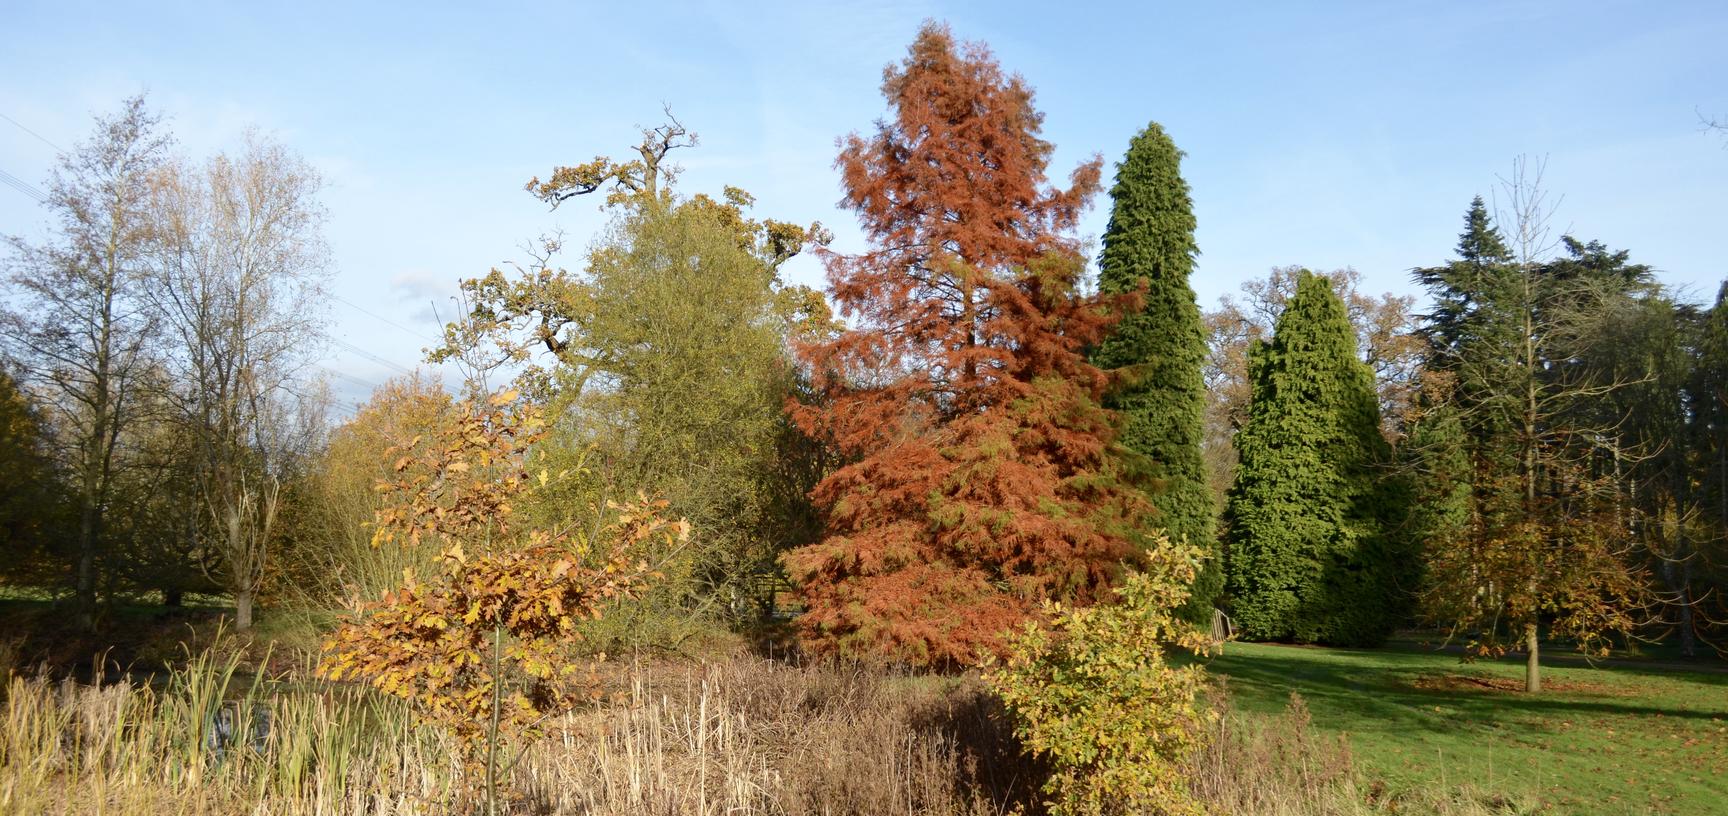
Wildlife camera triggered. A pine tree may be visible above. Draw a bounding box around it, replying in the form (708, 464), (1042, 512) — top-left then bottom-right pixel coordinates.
(786, 23), (1169, 667)
(1224, 271), (1401, 645)
(1090, 122), (1220, 622)
(1419, 197), (1512, 336)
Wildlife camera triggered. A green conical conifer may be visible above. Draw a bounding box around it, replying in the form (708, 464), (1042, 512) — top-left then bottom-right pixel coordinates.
(1224, 271), (1402, 645)
(1091, 122), (1220, 620)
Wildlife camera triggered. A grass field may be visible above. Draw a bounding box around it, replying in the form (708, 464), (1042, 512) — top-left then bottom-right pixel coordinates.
(1210, 641), (1728, 815)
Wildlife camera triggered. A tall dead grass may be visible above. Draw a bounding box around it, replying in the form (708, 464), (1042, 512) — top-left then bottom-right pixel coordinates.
(0, 649), (1536, 815)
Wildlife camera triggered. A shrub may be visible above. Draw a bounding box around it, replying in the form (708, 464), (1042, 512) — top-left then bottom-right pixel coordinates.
(987, 537), (1215, 816)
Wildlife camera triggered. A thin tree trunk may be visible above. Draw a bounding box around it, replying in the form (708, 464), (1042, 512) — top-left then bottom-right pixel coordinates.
(487, 623), (503, 816)
(1524, 622), (1541, 693)
(234, 588), (254, 631)
(1678, 556), (1696, 659)
(75, 496), (99, 629)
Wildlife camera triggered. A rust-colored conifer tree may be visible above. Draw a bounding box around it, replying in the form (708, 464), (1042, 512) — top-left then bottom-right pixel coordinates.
(787, 23), (1161, 667)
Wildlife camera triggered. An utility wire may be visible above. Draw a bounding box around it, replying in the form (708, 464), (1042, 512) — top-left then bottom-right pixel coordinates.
(329, 337), (416, 377)
(0, 111), (63, 152)
(0, 111), (57, 204)
(331, 293), (437, 343)
(0, 167), (47, 203)
(317, 363), (381, 392)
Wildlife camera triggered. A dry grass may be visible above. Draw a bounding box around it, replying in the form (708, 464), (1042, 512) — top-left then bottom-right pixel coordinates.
(515, 658), (1029, 815)
(0, 646), (1538, 815)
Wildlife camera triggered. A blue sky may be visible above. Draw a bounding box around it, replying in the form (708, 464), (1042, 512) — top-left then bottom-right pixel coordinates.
(3, 1), (1725, 410)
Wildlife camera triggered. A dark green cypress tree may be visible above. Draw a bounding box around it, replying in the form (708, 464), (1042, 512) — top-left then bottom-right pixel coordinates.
(1090, 122), (1220, 620)
(1224, 271), (1401, 645)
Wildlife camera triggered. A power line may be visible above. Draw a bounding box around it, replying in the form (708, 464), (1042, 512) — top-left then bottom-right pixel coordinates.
(329, 337), (416, 377)
(0, 111), (63, 152)
(0, 167), (46, 203)
(316, 363), (381, 392)
(331, 293), (437, 343)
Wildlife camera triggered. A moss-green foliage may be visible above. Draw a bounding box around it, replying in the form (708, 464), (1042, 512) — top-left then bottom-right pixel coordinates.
(1224, 272), (1405, 646)
(1090, 123), (1220, 622)
(988, 534), (1213, 816)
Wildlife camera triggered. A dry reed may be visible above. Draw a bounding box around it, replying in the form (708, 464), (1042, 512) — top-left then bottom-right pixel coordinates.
(0, 648), (1536, 815)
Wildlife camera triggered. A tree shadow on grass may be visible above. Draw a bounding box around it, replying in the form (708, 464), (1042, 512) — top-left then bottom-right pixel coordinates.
(1206, 645), (1728, 742)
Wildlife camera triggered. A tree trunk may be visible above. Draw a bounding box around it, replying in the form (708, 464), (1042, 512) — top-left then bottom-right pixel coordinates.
(1678, 557), (1697, 659)
(75, 497), (99, 630)
(1524, 622), (1541, 693)
(164, 589), (184, 608)
(234, 588), (254, 631)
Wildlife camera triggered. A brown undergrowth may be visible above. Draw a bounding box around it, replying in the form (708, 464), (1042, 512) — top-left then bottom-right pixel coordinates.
(1, 647), (1536, 815)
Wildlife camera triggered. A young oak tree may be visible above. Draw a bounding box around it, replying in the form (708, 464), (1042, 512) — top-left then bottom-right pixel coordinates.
(1089, 123), (1220, 622)
(320, 390), (684, 811)
(787, 22), (1175, 667)
(1224, 271), (1407, 646)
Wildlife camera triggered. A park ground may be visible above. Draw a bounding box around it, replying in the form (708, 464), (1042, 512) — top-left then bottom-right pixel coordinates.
(1211, 639), (1728, 815)
(3, 592), (1725, 814)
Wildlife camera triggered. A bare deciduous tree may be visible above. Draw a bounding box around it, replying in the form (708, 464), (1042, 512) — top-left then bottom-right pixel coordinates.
(147, 133), (330, 630)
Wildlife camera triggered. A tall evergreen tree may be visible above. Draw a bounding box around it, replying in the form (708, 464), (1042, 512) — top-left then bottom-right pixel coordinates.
(1090, 122), (1219, 621)
(1417, 196), (1512, 364)
(1224, 271), (1402, 645)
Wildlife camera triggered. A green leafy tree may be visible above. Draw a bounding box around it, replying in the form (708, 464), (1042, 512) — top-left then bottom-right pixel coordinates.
(1225, 271), (1404, 646)
(1697, 280), (1728, 578)
(1692, 282), (1728, 647)
(433, 119), (831, 642)
(1090, 123), (1219, 622)
(1572, 291), (1708, 656)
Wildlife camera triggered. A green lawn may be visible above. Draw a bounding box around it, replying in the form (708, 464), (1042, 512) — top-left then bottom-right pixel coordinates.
(1209, 641), (1728, 815)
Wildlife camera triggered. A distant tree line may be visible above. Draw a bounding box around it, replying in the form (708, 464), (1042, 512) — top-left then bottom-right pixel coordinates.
(1, 97), (327, 630)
